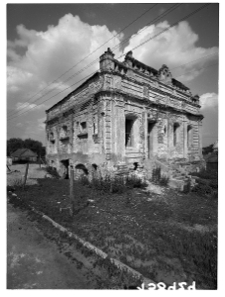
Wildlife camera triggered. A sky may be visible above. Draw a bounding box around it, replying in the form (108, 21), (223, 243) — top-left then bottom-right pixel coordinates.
(6, 2), (219, 147)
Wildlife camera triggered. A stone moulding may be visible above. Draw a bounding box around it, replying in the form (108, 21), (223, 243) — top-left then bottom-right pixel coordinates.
(98, 71), (200, 108)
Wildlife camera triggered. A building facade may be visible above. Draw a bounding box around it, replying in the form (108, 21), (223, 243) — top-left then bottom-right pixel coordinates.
(45, 48), (204, 180)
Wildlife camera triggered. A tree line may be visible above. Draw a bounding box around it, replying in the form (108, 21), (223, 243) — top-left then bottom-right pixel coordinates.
(7, 138), (46, 158)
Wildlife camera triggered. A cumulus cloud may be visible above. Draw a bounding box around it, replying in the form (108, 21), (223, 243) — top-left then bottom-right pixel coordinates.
(7, 14), (123, 140)
(124, 21), (218, 81)
(200, 93), (218, 146)
(7, 14), (124, 141)
(7, 15), (218, 145)
(200, 93), (218, 110)
(7, 14), (123, 96)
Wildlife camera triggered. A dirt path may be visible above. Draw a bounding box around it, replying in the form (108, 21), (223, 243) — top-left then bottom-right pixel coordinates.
(7, 203), (99, 289)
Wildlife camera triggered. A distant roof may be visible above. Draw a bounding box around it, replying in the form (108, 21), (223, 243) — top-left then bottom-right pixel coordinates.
(11, 148), (37, 158)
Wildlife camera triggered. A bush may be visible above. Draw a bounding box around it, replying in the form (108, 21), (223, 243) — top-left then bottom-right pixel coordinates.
(151, 167), (161, 183)
(208, 180), (218, 190)
(9, 177), (24, 188)
(151, 167), (169, 186)
(125, 175), (148, 189)
(45, 166), (60, 178)
(159, 176), (169, 186)
(78, 174), (147, 194)
(78, 175), (90, 186)
(190, 169), (218, 180)
(182, 179), (191, 194)
(191, 183), (214, 197)
(112, 176), (127, 194)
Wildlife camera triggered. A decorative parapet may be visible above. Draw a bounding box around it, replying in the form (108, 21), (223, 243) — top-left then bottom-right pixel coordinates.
(99, 47), (115, 71)
(101, 49), (193, 99)
(158, 64), (172, 84)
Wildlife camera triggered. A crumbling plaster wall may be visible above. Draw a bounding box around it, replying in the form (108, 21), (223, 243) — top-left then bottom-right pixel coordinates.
(46, 50), (204, 178)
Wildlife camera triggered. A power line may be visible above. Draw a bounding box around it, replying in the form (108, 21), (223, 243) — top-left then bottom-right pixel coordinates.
(174, 62), (217, 80)
(7, 60), (217, 126)
(131, 4), (210, 53)
(8, 4), (180, 119)
(170, 52), (218, 72)
(7, 3), (158, 117)
(7, 3), (211, 122)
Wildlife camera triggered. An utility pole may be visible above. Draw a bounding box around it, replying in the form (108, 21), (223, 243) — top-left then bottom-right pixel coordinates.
(23, 162), (29, 189)
(69, 167), (74, 216)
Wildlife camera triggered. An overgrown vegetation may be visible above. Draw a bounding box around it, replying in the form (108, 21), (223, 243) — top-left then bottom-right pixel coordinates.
(190, 168), (218, 180)
(151, 167), (169, 186)
(202, 144), (214, 156)
(8, 177), (24, 188)
(190, 168), (218, 199)
(45, 166), (60, 178)
(7, 164), (217, 289)
(79, 174), (147, 194)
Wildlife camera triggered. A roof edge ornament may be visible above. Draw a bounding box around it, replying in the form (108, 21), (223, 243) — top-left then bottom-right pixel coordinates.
(125, 50), (133, 59)
(158, 64), (172, 84)
(99, 47), (115, 71)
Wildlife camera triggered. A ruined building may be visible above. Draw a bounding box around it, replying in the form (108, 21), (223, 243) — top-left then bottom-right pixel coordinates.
(45, 48), (204, 184)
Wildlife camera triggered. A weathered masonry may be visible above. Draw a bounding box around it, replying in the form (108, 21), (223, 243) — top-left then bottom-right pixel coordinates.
(45, 48), (204, 181)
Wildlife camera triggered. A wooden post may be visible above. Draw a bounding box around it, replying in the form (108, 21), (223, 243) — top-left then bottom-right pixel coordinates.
(23, 162), (29, 189)
(69, 167), (74, 216)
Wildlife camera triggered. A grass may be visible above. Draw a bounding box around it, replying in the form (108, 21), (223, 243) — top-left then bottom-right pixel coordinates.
(8, 177), (24, 188)
(8, 172), (217, 289)
(79, 174), (148, 194)
(189, 168), (218, 199)
(190, 168), (218, 180)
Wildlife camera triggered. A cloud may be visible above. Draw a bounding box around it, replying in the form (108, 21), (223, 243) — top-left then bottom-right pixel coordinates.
(38, 117), (46, 131)
(7, 14), (124, 141)
(200, 93), (218, 110)
(7, 15), (218, 146)
(16, 102), (46, 112)
(8, 14), (123, 90)
(200, 93), (218, 146)
(124, 21), (218, 82)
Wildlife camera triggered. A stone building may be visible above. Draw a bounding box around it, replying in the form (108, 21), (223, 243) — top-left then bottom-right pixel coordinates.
(45, 48), (204, 182)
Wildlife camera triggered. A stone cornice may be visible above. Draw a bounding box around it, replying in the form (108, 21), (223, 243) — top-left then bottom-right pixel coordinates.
(99, 71), (200, 108)
(95, 89), (204, 120)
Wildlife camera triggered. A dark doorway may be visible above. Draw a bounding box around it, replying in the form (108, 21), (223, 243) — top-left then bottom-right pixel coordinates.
(60, 159), (69, 179)
(147, 121), (155, 159)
